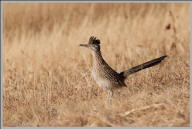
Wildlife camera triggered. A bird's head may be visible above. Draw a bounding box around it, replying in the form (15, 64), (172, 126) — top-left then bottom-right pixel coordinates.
(80, 36), (100, 52)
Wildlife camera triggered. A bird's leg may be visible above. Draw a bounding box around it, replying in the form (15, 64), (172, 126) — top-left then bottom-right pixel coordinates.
(105, 89), (113, 105)
(107, 89), (113, 100)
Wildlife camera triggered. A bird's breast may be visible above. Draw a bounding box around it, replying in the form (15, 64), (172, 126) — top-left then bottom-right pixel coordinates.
(91, 69), (113, 90)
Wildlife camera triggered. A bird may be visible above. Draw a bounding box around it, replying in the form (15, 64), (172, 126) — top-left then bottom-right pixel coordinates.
(80, 36), (167, 98)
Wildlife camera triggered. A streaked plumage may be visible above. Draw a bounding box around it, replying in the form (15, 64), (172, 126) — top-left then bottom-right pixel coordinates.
(80, 36), (167, 98)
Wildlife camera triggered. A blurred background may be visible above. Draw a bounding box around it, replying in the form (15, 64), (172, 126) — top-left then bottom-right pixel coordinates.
(3, 3), (190, 127)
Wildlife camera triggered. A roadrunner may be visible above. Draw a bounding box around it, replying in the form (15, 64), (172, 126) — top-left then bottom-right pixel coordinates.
(80, 36), (167, 98)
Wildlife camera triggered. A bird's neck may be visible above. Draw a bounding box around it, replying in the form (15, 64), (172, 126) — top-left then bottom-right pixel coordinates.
(91, 50), (105, 66)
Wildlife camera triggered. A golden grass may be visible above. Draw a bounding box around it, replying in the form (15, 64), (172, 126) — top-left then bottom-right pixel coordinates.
(3, 3), (190, 127)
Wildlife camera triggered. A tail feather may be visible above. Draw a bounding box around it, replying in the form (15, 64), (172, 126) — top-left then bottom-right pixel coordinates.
(120, 55), (167, 78)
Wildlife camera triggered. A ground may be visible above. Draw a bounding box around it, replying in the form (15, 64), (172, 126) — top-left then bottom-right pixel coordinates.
(3, 3), (190, 127)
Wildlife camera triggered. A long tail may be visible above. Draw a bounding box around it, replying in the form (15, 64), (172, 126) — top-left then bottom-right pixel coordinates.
(120, 55), (167, 78)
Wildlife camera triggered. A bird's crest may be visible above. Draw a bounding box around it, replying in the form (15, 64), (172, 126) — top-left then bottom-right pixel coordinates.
(88, 36), (100, 45)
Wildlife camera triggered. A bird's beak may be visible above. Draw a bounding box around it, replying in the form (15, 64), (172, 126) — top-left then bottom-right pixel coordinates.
(79, 44), (89, 48)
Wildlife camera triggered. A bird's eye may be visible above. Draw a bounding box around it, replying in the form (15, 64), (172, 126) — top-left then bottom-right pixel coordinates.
(92, 44), (96, 48)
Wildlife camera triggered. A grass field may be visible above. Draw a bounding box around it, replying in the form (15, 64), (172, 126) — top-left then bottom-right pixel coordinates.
(3, 3), (190, 126)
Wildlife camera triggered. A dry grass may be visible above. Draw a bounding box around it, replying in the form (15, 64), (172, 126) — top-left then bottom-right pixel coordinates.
(3, 3), (190, 127)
